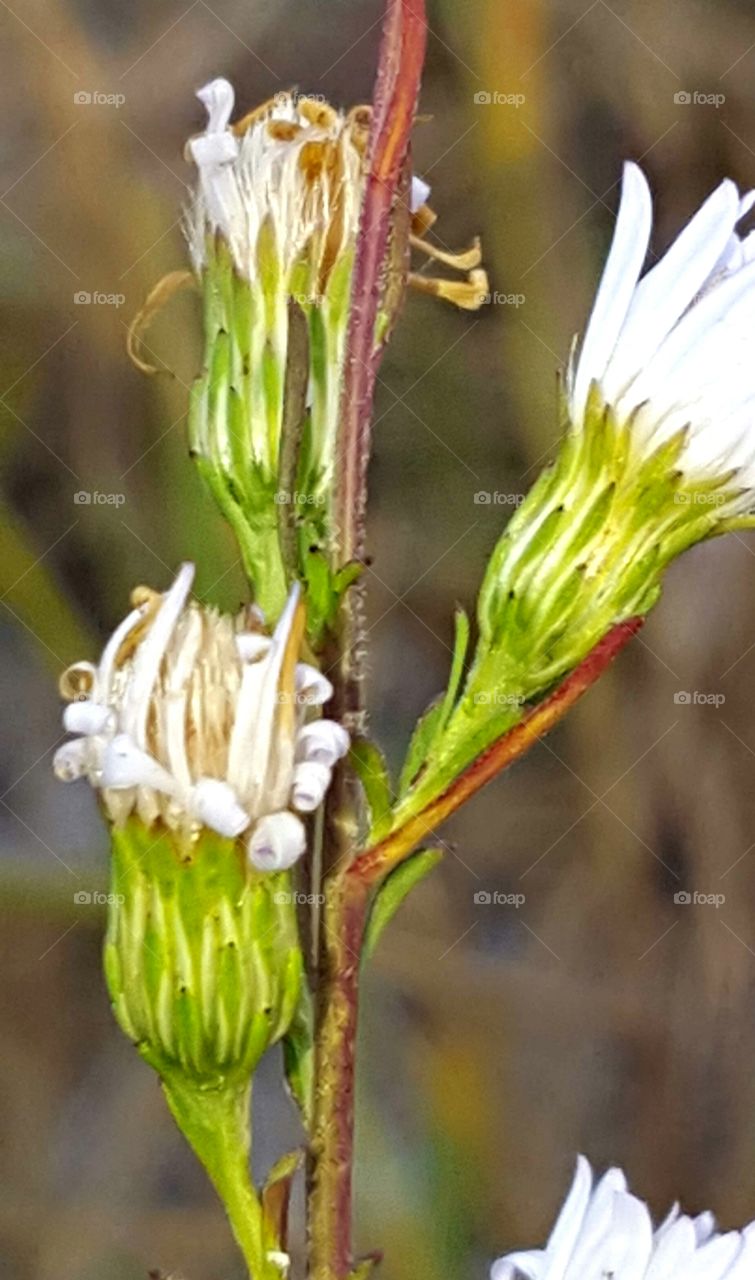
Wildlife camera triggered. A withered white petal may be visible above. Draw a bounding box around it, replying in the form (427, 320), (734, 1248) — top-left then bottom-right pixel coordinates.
(189, 778), (249, 838)
(187, 79), (365, 285)
(63, 701), (113, 736)
(53, 738), (90, 782)
(248, 811), (306, 871)
(492, 1157), (755, 1280)
(291, 760), (332, 812)
(296, 721), (350, 767)
(55, 566), (348, 870)
(295, 663), (333, 706)
(101, 734), (179, 794)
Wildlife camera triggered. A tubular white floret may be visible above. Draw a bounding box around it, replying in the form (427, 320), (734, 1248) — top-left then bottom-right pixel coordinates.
(570, 162), (755, 507)
(54, 564), (349, 873)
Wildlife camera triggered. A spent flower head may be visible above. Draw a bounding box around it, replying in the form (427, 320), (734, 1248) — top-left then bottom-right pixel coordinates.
(55, 562), (348, 870)
(182, 78), (487, 629)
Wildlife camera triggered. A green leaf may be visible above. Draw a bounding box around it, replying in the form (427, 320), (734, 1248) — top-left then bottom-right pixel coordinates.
(398, 606), (470, 797)
(262, 1148), (302, 1251)
(397, 699), (444, 797)
(282, 982), (314, 1130)
(363, 848), (443, 960)
(350, 738), (394, 840)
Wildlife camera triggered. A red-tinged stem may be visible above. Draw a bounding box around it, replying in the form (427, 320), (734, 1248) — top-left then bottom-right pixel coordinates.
(350, 617), (644, 888)
(308, 3), (427, 1278)
(309, 618), (642, 1278)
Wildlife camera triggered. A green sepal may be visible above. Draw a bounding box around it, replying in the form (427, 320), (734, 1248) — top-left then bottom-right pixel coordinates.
(262, 1148), (303, 1253)
(104, 818), (304, 1087)
(363, 848), (443, 960)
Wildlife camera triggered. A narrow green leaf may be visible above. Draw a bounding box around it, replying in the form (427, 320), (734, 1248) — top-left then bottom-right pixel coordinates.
(364, 848), (443, 959)
(350, 738), (394, 840)
(282, 982), (314, 1130)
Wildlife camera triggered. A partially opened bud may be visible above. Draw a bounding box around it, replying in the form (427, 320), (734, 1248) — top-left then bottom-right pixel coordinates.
(55, 563), (348, 1084)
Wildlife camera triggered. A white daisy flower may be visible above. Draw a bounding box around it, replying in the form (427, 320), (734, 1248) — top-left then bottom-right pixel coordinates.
(569, 162), (755, 511)
(493, 1155), (755, 1280)
(54, 563), (348, 871)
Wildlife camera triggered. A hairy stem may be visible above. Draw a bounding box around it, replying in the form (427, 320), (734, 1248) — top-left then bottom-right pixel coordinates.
(308, 2), (427, 1277)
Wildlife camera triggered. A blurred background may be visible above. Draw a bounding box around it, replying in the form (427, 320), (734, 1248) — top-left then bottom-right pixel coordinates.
(3, 0), (755, 1276)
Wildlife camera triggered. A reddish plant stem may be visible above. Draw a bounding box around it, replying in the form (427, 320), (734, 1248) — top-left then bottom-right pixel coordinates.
(309, 618), (642, 1278)
(308, 3), (427, 1278)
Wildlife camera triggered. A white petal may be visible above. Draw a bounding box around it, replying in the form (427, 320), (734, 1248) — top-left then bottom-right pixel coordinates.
(228, 582), (300, 807)
(247, 810), (306, 871)
(295, 662), (333, 706)
(602, 178), (741, 405)
(196, 77), (235, 133)
(296, 720), (350, 766)
(53, 739), (90, 782)
(411, 175), (431, 211)
(101, 734), (178, 794)
(541, 1156), (594, 1271)
(189, 778), (249, 838)
(571, 163), (652, 423)
(236, 633), (273, 662)
(291, 760), (332, 812)
(63, 701), (113, 736)
(121, 563), (195, 750)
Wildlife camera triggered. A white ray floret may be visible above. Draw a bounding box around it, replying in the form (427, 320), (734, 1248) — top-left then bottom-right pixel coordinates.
(54, 564), (349, 872)
(569, 162), (755, 504)
(492, 1155), (755, 1280)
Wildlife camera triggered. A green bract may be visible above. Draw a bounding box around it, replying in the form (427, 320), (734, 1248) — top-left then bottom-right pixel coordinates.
(105, 819), (303, 1084)
(394, 386), (748, 821)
